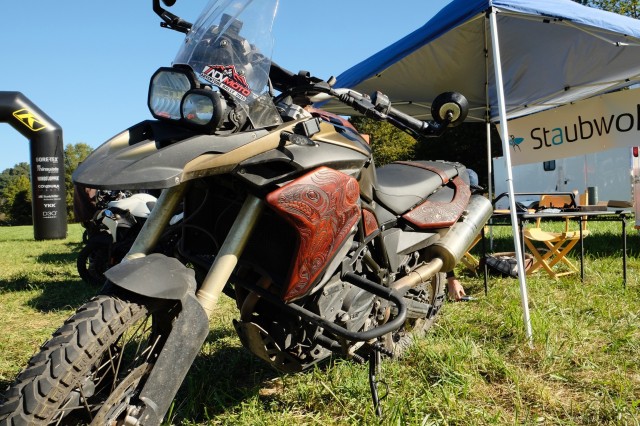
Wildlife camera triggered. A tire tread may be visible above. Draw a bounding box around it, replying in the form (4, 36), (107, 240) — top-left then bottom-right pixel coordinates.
(0, 295), (144, 425)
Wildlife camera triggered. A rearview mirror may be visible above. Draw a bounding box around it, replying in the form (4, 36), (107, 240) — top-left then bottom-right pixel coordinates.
(431, 92), (469, 127)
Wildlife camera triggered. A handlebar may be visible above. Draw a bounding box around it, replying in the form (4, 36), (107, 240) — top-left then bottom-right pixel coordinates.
(370, 91), (446, 137)
(319, 87), (450, 139)
(296, 75), (465, 139)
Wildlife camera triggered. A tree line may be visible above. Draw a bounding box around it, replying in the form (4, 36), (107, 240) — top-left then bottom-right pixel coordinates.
(575, 0), (639, 17)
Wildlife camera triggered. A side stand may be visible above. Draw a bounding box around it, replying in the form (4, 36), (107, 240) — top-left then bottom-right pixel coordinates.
(368, 343), (391, 417)
(369, 349), (382, 417)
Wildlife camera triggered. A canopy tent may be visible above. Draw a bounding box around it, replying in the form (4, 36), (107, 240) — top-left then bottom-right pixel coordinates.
(325, 0), (640, 343)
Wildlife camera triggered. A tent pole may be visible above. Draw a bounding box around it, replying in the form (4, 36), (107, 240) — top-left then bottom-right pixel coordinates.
(486, 121), (493, 202)
(488, 8), (534, 347)
(483, 19), (495, 252)
(486, 121), (495, 251)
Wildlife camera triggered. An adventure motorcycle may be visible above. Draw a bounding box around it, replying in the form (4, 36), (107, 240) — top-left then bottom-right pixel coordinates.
(0, 0), (492, 424)
(79, 189), (131, 242)
(77, 192), (155, 286)
(77, 192), (183, 286)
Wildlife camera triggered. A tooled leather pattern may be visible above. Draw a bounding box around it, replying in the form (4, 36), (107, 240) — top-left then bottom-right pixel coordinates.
(266, 167), (360, 302)
(402, 176), (471, 229)
(362, 209), (379, 237)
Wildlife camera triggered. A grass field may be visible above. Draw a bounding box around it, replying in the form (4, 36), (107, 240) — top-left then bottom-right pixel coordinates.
(0, 221), (639, 425)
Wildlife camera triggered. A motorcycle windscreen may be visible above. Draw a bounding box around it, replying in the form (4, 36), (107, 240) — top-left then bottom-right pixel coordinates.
(174, 0), (282, 129)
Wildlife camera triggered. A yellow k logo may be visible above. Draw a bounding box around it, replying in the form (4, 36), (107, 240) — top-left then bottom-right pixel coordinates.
(12, 108), (47, 132)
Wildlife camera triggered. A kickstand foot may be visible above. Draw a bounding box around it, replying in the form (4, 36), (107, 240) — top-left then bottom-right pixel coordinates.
(368, 344), (390, 418)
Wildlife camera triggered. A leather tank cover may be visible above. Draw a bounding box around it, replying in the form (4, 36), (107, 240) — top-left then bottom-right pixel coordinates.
(266, 166), (361, 302)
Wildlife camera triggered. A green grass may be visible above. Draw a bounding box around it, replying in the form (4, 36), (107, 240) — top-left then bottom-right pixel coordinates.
(1, 222), (639, 425)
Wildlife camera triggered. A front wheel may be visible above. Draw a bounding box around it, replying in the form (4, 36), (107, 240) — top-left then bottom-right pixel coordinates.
(0, 294), (178, 425)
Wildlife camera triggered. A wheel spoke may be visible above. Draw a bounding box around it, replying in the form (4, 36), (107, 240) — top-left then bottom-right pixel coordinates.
(78, 384), (94, 422)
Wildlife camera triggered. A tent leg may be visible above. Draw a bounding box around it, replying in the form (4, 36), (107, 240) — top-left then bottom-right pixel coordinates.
(486, 121), (495, 252)
(489, 8), (534, 348)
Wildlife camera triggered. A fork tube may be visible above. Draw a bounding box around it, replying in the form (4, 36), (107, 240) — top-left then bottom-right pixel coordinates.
(197, 194), (264, 317)
(125, 184), (188, 260)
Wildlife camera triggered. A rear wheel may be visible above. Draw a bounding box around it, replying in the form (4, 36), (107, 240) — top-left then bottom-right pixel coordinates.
(383, 272), (446, 357)
(0, 294), (177, 425)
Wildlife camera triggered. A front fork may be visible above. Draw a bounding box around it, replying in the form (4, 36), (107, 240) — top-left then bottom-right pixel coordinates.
(124, 183), (264, 318)
(125, 184), (188, 261)
(118, 187), (264, 424)
(196, 193), (263, 317)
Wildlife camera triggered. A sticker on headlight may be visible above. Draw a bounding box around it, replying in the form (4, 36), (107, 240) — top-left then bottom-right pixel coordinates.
(200, 65), (251, 102)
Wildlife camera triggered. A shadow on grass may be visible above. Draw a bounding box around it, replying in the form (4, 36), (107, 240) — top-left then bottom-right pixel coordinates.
(171, 326), (341, 423)
(171, 335), (280, 422)
(33, 240), (83, 264)
(35, 251), (80, 265)
(0, 275), (99, 313)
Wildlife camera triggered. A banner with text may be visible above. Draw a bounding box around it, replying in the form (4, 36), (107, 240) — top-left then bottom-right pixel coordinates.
(499, 89), (640, 166)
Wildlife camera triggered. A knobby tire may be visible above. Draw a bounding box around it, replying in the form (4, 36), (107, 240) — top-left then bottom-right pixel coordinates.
(0, 294), (173, 425)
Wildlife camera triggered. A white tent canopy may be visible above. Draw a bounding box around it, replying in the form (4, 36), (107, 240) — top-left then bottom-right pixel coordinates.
(330, 0), (640, 123)
(326, 0), (640, 343)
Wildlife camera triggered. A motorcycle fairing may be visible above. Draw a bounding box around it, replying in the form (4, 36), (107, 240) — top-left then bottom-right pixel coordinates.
(266, 166), (361, 302)
(73, 120), (265, 189)
(72, 119), (281, 190)
(235, 118), (371, 189)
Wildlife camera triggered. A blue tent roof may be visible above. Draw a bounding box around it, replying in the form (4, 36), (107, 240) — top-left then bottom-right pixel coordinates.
(330, 0), (640, 122)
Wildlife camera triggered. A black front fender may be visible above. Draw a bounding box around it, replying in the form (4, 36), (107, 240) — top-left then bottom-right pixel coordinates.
(105, 253), (211, 425)
(104, 253), (196, 301)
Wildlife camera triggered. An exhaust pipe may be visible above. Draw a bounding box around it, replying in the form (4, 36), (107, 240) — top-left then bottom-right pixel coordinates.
(425, 194), (493, 272)
(391, 195), (493, 293)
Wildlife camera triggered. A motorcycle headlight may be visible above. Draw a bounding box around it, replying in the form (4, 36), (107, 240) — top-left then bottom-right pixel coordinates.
(148, 67), (196, 120)
(181, 89), (226, 132)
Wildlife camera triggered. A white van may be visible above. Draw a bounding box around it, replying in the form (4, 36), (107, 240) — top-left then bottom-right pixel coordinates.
(493, 146), (638, 223)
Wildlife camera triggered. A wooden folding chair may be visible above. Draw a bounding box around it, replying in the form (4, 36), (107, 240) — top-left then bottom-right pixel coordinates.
(523, 195), (590, 279)
(460, 233), (482, 274)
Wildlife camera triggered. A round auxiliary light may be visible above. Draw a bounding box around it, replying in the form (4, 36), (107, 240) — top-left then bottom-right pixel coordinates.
(181, 89), (226, 132)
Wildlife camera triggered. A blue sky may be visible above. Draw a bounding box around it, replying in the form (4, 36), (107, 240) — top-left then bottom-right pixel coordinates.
(0, 1), (449, 172)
